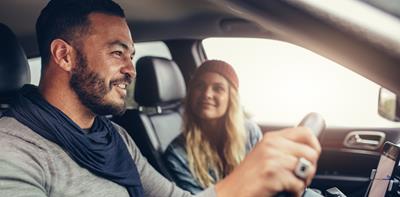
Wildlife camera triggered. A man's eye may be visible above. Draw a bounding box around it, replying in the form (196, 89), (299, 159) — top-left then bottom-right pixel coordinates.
(112, 51), (123, 57)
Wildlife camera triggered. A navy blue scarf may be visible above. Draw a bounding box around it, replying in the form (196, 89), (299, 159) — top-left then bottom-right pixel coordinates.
(4, 85), (144, 197)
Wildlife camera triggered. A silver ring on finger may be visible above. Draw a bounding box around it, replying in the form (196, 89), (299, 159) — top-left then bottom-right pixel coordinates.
(294, 157), (312, 180)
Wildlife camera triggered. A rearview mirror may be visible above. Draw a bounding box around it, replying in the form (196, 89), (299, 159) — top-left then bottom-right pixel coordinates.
(378, 88), (400, 122)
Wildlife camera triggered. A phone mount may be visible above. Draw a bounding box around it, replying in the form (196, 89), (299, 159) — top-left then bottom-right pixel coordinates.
(364, 168), (400, 197)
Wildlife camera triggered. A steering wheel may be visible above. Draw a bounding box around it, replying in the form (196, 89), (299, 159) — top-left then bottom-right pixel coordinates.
(275, 112), (325, 197)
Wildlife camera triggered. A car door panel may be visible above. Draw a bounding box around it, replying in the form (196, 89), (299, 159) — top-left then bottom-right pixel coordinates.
(261, 125), (400, 196)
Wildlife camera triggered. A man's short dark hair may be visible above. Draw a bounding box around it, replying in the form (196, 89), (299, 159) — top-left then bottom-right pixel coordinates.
(36, 0), (125, 69)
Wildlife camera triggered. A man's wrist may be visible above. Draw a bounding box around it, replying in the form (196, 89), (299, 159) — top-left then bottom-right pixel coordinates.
(215, 175), (235, 197)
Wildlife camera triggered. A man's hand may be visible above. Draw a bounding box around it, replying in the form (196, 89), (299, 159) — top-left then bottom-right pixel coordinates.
(215, 127), (321, 197)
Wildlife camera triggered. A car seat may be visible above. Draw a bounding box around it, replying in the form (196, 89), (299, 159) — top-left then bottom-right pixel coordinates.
(112, 56), (186, 180)
(0, 23), (30, 113)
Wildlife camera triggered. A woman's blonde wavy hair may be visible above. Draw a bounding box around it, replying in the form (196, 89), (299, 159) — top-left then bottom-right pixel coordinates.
(183, 78), (247, 188)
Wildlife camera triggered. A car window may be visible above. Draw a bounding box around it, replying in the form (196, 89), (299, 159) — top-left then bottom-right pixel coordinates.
(203, 37), (400, 128)
(28, 57), (41, 86)
(28, 41), (171, 108)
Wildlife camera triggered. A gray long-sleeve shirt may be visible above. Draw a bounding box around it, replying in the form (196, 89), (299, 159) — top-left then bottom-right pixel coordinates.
(0, 117), (216, 197)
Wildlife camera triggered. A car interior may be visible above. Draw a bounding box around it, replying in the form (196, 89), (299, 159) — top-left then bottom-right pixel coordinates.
(1, 0), (400, 196)
(0, 23), (30, 113)
(112, 56), (187, 180)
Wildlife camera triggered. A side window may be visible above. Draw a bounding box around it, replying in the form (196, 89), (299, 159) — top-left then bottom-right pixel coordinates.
(28, 41), (171, 108)
(28, 57), (41, 86)
(132, 41), (171, 62)
(202, 38), (400, 127)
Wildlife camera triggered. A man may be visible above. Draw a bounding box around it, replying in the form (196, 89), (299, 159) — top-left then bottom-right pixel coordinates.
(0, 0), (320, 196)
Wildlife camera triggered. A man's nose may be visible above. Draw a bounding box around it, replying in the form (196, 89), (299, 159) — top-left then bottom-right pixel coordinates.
(121, 61), (136, 79)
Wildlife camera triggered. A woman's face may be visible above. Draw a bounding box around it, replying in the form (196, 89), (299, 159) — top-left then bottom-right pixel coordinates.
(190, 72), (230, 121)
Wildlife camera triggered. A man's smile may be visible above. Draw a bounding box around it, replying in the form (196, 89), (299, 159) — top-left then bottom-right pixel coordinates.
(113, 82), (128, 97)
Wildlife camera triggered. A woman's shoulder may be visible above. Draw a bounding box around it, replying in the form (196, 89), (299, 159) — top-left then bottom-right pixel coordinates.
(163, 134), (190, 167)
(244, 119), (263, 150)
(244, 119), (262, 135)
(164, 134), (186, 155)
(169, 134), (185, 147)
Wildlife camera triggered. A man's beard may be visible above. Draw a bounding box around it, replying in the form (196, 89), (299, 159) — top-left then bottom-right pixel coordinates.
(69, 49), (130, 116)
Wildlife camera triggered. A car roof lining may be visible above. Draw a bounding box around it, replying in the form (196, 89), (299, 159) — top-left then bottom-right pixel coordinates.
(1, 0), (400, 96)
(1, 0), (278, 58)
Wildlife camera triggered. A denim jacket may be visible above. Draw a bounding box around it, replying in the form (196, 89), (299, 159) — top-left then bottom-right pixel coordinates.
(163, 120), (262, 194)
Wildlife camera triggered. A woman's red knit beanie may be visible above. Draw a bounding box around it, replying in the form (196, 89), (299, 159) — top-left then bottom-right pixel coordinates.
(192, 60), (239, 89)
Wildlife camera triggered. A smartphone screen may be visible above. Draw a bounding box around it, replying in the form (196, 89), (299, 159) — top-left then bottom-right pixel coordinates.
(368, 142), (400, 197)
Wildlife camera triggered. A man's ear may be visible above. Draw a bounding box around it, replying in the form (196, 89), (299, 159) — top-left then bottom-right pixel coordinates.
(50, 39), (74, 72)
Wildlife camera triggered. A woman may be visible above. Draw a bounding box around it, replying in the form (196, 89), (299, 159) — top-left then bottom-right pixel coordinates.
(163, 60), (262, 194)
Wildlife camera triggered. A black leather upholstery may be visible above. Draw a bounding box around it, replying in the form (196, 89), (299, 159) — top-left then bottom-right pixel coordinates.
(0, 23), (30, 110)
(135, 56), (186, 107)
(113, 56), (186, 180)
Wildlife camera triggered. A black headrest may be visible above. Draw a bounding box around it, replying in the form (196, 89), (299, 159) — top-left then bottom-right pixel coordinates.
(0, 23), (30, 103)
(135, 56), (186, 107)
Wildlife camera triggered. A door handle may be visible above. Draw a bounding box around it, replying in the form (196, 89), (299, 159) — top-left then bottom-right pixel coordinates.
(354, 135), (380, 146)
(344, 131), (386, 150)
